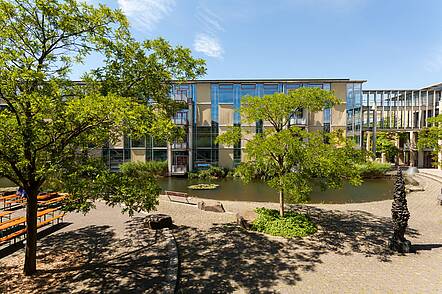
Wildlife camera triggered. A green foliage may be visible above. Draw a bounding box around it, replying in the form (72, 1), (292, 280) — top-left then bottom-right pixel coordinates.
(0, 0), (205, 274)
(355, 162), (391, 178)
(188, 166), (229, 180)
(119, 161), (168, 177)
(376, 132), (399, 162)
(188, 183), (219, 190)
(217, 90), (363, 216)
(0, 0), (205, 201)
(251, 207), (317, 238)
(51, 158), (161, 216)
(240, 88), (339, 132)
(418, 114), (442, 167)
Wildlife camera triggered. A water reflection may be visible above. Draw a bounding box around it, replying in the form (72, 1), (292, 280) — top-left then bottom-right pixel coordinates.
(1, 177), (394, 204)
(158, 177), (394, 204)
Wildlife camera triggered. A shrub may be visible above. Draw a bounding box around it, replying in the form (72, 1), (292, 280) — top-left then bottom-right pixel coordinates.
(251, 207), (317, 238)
(355, 162), (391, 178)
(119, 161), (168, 177)
(188, 166), (229, 180)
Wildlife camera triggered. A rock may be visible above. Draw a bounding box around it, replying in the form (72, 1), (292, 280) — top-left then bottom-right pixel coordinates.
(196, 200), (225, 213)
(388, 237), (412, 253)
(405, 185), (425, 193)
(437, 194), (442, 206)
(145, 214), (173, 230)
(197, 201), (205, 210)
(236, 213), (250, 229)
(203, 202), (225, 213)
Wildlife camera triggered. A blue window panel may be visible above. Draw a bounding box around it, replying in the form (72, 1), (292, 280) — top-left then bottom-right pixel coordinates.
(304, 83), (323, 89)
(219, 84), (234, 104)
(286, 83), (301, 93)
(323, 83), (331, 91)
(240, 84), (256, 99)
(263, 84), (279, 95)
(211, 84), (219, 124)
(234, 84), (242, 124)
(353, 83), (362, 108)
(323, 108), (331, 124)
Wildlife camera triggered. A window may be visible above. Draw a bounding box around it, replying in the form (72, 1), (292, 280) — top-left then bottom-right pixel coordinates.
(323, 108), (331, 133)
(219, 84), (234, 104)
(131, 137), (145, 148)
(240, 84), (256, 97)
(263, 84), (279, 95)
(153, 150), (167, 161)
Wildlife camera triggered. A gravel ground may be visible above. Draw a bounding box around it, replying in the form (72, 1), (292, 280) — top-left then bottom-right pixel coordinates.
(0, 202), (170, 293)
(154, 175), (442, 293)
(1, 174), (441, 293)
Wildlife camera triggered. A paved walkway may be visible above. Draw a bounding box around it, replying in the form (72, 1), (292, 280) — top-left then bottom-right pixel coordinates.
(155, 175), (442, 293)
(0, 202), (170, 293)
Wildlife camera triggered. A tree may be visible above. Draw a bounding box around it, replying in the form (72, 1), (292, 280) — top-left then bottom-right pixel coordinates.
(217, 89), (363, 217)
(376, 131), (399, 163)
(0, 0), (205, 275)
(418, 114), (442, 168)
(388, 168), (411, 253)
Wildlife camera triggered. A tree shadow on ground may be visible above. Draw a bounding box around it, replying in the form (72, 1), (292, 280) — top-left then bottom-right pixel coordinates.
(0, 217), (169, 293)
(175, 206), (420, 293)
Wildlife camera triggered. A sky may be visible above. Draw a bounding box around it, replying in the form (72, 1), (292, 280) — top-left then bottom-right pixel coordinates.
(77, 0), (442, 89)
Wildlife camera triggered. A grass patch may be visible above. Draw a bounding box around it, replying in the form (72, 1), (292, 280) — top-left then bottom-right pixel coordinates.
(251, 207), (317, 238)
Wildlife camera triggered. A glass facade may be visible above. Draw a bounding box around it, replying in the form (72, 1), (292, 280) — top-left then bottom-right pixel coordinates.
(346, 83), (363, 145)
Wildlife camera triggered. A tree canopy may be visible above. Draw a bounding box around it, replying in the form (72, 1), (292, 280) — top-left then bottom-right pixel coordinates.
(376, 132), (399, 163)
(417, 114), (442, 167)
(217, 89), (363, 216)
(0, 0), (205, 275)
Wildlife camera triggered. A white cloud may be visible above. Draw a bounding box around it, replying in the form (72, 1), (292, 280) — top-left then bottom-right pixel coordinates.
(196, 6), (224, 35)
(117, 0), (176, 31)
(194, 34), (224, 58)
(194, 5), (224, 58)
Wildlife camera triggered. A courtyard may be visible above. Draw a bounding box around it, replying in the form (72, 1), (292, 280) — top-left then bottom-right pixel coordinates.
(1, 173), (441, 293)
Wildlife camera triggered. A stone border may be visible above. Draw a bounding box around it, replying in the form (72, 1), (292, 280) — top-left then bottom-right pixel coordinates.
(162, 228), (179, 294)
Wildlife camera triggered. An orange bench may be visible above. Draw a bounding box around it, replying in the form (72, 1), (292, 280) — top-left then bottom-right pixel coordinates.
(0, 210), (13, 222)
(0, 208), (64, 245)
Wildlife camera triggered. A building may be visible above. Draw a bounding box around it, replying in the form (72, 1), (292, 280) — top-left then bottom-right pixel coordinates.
(361, 85), (442, 168)
(103, 78), (366, 174)
(2, 78), (441, 173)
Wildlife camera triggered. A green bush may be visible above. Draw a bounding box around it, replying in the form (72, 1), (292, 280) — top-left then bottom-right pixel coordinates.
(251, 207), (317, 238)
(355, 162), (391, 178)
(188, 166), (229, 180)
(119, 160), (168, 177)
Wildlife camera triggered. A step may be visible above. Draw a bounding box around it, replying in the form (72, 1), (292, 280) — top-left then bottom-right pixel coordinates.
(415, 172), (442, 185)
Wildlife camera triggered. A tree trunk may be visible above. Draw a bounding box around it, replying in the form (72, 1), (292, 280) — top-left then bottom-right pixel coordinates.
(279, 190), (284, 217)
(24, 193), (38, 275)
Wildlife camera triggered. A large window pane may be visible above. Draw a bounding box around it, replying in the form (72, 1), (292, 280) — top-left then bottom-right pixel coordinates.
(219, 84), (234, 104)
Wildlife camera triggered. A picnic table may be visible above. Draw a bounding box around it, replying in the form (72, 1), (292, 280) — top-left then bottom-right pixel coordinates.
(0, 207), (64, 245)
(0, 210), (12, 222)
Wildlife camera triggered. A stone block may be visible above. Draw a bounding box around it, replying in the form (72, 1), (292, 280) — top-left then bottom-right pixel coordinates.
(145, 214), (173, 230)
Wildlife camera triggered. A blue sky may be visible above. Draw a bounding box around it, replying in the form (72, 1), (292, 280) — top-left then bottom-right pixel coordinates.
(78, 0), (442, 89)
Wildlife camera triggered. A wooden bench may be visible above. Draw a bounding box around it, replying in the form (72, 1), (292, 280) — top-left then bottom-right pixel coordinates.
(0, 208), (64, 245)
(0, 194), (20, 210)
(38, 195), (67, 208)
(165, 191), (191, 204)
(0, 210), (13, 222)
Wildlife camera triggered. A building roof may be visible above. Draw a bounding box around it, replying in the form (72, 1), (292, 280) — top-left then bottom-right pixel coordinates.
(183, 78), (366, 84)
(420, 82), (442, 91)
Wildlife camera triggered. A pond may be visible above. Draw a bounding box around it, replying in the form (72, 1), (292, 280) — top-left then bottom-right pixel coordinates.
(158, 177), (395, 204)
(1, 177), (395, 204)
